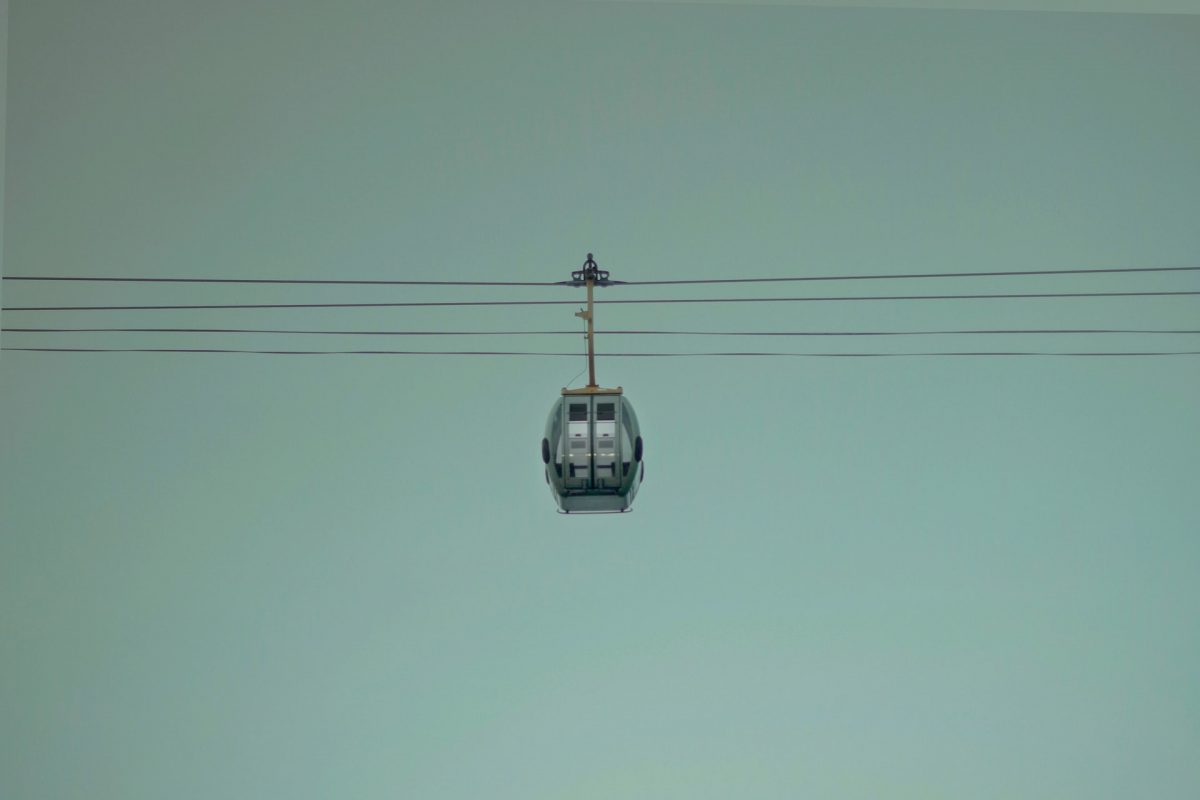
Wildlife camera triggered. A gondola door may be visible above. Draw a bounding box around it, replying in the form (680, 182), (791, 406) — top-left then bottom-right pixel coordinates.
(592, 398), (621, 490)
(563, 399), (591, 490)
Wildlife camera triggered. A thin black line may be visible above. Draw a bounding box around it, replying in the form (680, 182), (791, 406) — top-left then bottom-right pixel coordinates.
(5, 290), (1198, 311)
(4, 327), (1200, 336)
(1, 327), (585, 335)
(3, 265), (1196, 286)
(5, 348), (1199, 357)
(620, 266), (1200, 285)
(602, 328), (1200, 337)
(1, 276), (561, 286)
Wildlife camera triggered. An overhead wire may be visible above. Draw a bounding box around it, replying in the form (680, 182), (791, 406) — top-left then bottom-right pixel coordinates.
(3, 265), (1197, 286)
(5, 264), (1195, 358)
(4, 327), (1200, 337)
(621, 266), (1200, 285)
(1, 276), (561, 286)
(4, 290), (1199, 312)
(4, 348), (1199, 357)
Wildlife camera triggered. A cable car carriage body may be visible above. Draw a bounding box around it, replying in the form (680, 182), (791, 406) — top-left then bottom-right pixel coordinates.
(543, 388), (643, 513)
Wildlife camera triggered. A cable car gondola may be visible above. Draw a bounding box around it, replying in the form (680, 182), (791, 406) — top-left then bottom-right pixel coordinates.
(541, 255), (645, 514)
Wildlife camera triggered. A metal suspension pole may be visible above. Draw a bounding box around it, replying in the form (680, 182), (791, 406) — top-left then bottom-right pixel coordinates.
(584, 276), (597, 387)
(564, 253), (620, 396)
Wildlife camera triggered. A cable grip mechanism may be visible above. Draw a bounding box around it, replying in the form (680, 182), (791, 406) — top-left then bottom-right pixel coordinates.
(567, 253), (620, 287)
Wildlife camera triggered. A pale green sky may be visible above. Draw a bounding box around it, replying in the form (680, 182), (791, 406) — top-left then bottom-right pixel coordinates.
(2, 2), (1199, 798)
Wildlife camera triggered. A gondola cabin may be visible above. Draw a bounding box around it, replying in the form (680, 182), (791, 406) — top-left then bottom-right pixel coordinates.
(542, 388), (644, 513)
(542, 253), (644, 513)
